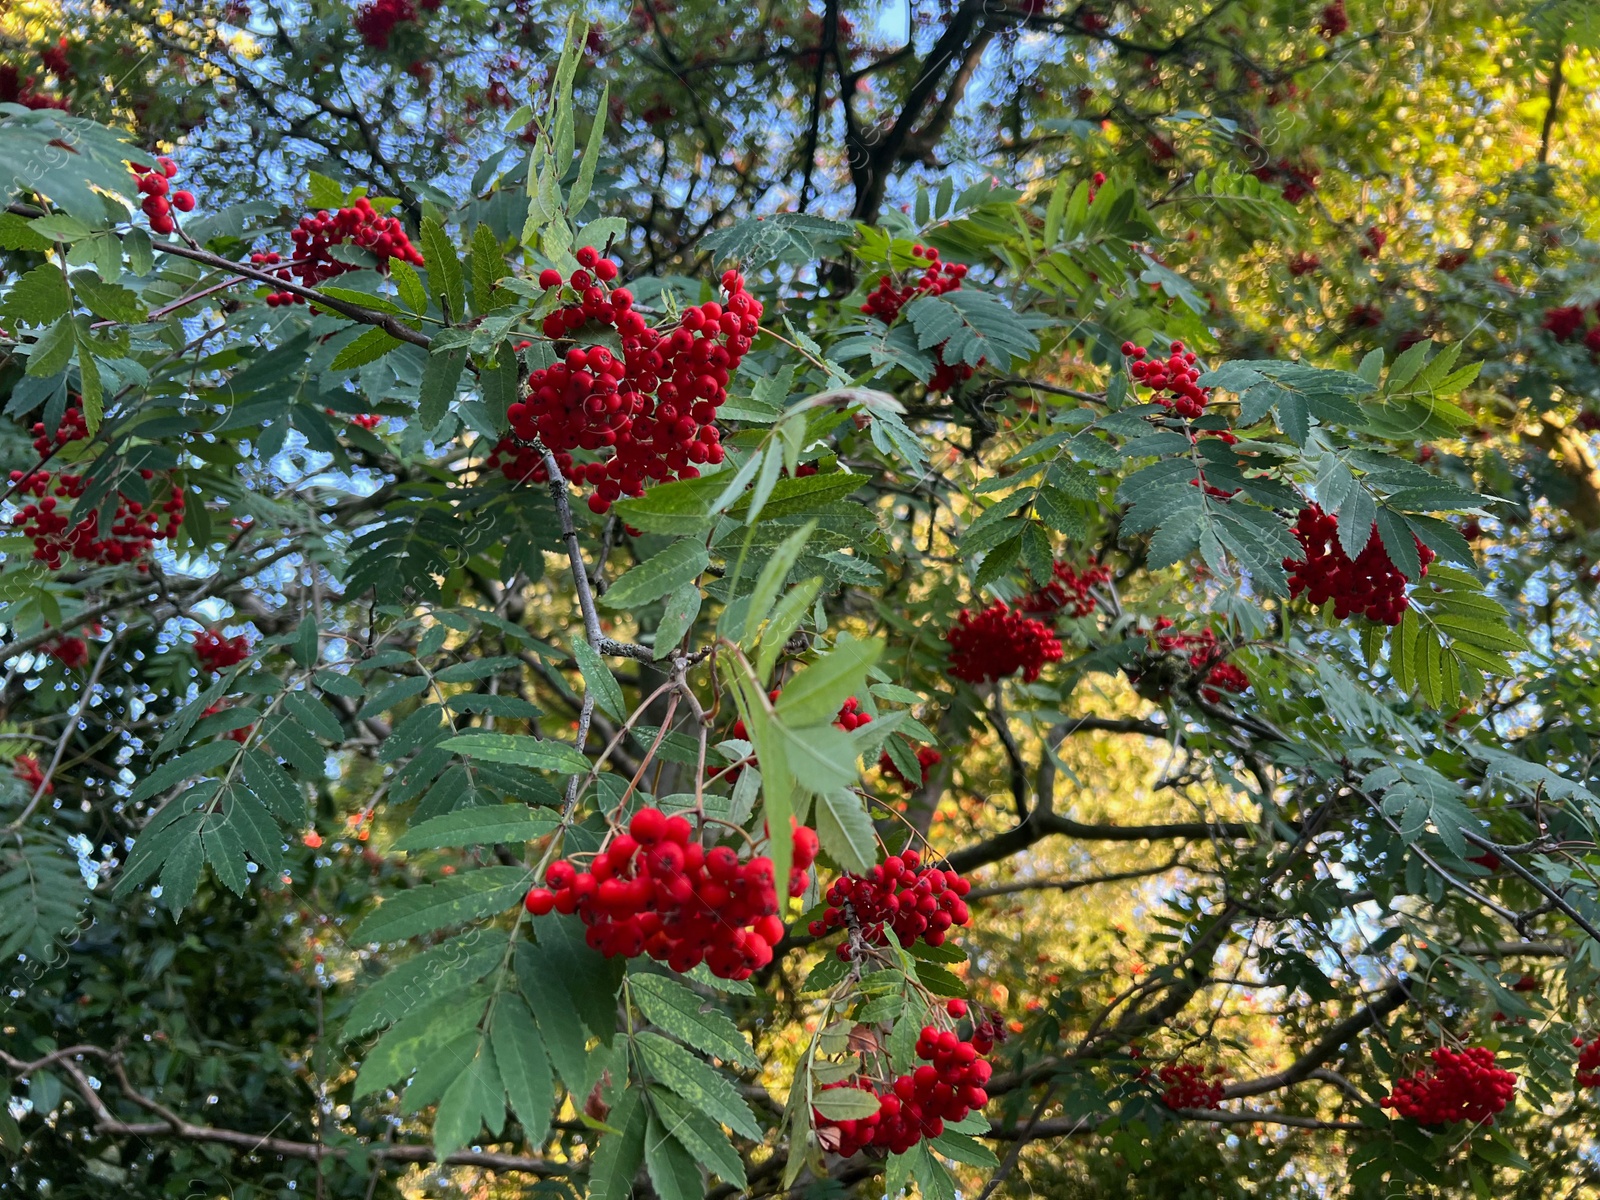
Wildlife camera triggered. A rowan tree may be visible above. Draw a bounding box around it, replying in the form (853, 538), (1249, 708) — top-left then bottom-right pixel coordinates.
(3, 3), (1600, 1199)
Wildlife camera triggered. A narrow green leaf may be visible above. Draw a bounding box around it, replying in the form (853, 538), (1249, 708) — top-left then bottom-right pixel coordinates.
(632, 1031), (762, 1140)
(440, 731), (591, 774)
(491, 996), (555, 1149)
(421, 217), (465, 320)
(630, 974), (759, 1069)
(571, 637), (626, 722)
(391, 805), (558, 851)
(354, 866), (532, 943)
(599, 541), (710, 610)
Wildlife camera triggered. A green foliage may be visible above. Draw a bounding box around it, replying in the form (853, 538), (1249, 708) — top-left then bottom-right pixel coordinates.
(6, 4), (1600, 1197)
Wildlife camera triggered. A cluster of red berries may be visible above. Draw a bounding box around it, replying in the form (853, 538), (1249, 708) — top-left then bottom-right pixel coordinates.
(1157, 1062), (1227, 1110)
(808, 848), (972, 961)
(1574, 1036), (1600, 1089)
(131, 157), (194, 237)
(12, 754), (51, 796)
(325, 408), (383, 430)
(1250, 158), (1320, 204)
(1318, 0), (1348, 37)
(194, 630), (250, 673)
(1346, 302), (1384, 328)
(1380, 1046), (1516, 1126)
(860, 245), (978, 392)
(833, 696), (873, 732)
(1542, 305), (1600, 355)
(1288, 252), (1321, 277)
(43, 635), (89, 668)
(814, 1002), (992, 1157)
(202, 702), (253, 744)
(946, 601), (1064, 684)
(355, 0), (440, 48)
(1124, 342), (1210, 418)
(1284, 503), (1434, 625)
(1021, 560), (1110, 619)
(9, 409), (184, 570)
(0, 49), (71, 112)
(489, 251), (759, 514)
(252, 198), (424, 306)
(1150, 618), (1251, 702)
(520, 807), (817, 981)
(1544, 306), (1585, 340)
(878, 744), (942, 791)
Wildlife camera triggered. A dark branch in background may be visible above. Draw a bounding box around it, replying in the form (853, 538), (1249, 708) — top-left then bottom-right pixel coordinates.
(1222, 977), (1411, 1099)
(1539, 36), (1565, 166)
(795, 0), (837, 212)
(0, 1044), (565, 1177)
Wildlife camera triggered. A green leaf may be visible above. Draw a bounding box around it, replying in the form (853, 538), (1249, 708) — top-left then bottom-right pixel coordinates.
(648, 1085), (747, 1188)
(588, 1088), (647, 1200)
(470, 223), (505, 316)
(644, 1112), (704, 1200)
(776, 633), (884, 727)
(652, 581), (702, 661)
(131, 741), (240, 803)
(353, 990), (489, 1096)
(629, 974), (758, 1069)
(522, 913), (627, 1044)
(814, 789), (877, 874)
(23, 317), (74, 380)
(811, 1086), (882, 1120)
(600, 540), (710, 609)
(421, 217), (465, 320)
(755, 577), (823, 684)
(354, 866), (531, 943)
(612, 474), (728, 535)
(433, 1039), (506, 1160)
(632, 1031), (762, 1140)
(571, 637), (626, 721)
(329, 326), (402, 371)
(738, 521), (815, 648)
(69, 271), (143, 322)
(779, 723), (859, 795)
(441, 731), (591, 774)
(419, 346), (467, 428)
(0, 212), (51, 251)
(491, 996), (555, 1149)
(391, 805), (558, 851)
(391, 257), (428, 313)
(570, 82), (608, 215)
(342, 933), (506, 1040)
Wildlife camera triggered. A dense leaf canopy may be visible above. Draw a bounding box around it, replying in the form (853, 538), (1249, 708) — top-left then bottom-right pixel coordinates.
(3, 1), (1600, 1197)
